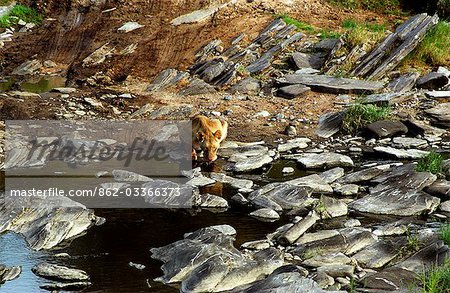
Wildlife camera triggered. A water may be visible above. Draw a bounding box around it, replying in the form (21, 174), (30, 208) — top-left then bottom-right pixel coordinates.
(0, 76), (66, 93)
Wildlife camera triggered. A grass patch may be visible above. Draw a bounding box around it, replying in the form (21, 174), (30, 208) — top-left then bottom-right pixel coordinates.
(417, 259), (450, 293)
(416, 152), (444, 175)
(406, 21), (450, 67)
(440, 222), (450, 245)
(0, 4), (42, 28)
(342, 103), (391, 134)
(342, 19), (387, 47)
(278, 14), (341, 39)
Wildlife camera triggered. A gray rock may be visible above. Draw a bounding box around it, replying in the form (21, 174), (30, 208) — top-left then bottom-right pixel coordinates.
(334, 184), (359, 196)
(313, 271), (334, 289)
(151, 226), (284, 291)
(112, 170), (152, 182)
(82, 43), (114, 67)
(278, 211), (320, 245)
(387, 72), (420, 92)
(417, 72), (449, 90)
(32, 263), (89, 281)
(373, 146), (429, 159)
(403, 119), (447, 137)
(315, 111), (345, 138)
(11, 59), (42, 75)
(282, 167), (295, 174)
(0, 265), (21, 284)
(424, 179), (450, 199)
(249, 182), (316, 211)
(362, 92), (403, 106)
(353, 239), (403, 268)
(277, 84), (311, 99)
(278, 74), (384, 95)
(392, 137), (427, 148)
(319, 167), (345, 184)
(229, 77), (261, 95)
(316, 265), (354, 278)
(147, 69), (188, 92)
(197, 193), (229, 208)
(296, 230), (341, 245)
(277, 137), (311, 152)
(210, 173), (253, 189)
(291, 52), (328, 70)
(302, 252), (351, 268)
(171, 2), (230, 25)
(440, 200), (450, 212)
(320, 196), (348, 218)
(129, 262), (146, 270)
(241, 240), (271, 250)
(287, 174), (333, 194)
(362, 267), (418, 291)
(395, 241), (449, 273)
(364, 120), (408, 138)
(425, 91), (450, 99)
(187, 176), (216, 187)
(373, 222), (408, 236)
(351, 166), (440, 216)
(314, 38), (341, 51)
(117, 21), (144, 33)
(52, 87), (76, 94)
(232, 154), (273, 172)
(425, 102), (450, 128)
(249, 208), (280, 221)
(231, 193), (249, 205)
(40, 281), (92, 291)
(180, 78), (217, 95)
(295, 153), (354, 169)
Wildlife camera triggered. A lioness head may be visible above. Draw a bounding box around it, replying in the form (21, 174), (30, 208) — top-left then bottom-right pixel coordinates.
(196, 130), (223, 162)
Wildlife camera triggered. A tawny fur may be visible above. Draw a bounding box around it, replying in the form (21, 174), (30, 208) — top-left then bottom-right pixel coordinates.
(191, 115), (228, 162)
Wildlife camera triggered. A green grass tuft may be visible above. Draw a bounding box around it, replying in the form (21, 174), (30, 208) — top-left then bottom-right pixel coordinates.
(416, 152), (444, 175)
(409, 21), (450, 67)
(342, 103), (391, 134)
(278, 14), (341, 39)
(342, 19), (387, 47)
(0, 4), (42, 28)
(440, 222), (450, 246)
(417, 259), (450, 293)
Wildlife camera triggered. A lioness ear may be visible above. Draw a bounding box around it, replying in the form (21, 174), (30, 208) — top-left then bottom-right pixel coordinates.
(197, 132), (205, 142)
(214, 130), (222, 140)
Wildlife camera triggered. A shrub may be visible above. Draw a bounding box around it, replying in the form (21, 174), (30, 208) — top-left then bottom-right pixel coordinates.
(416, 151), (443, 175)
(342, 103), (391, 134)
(417, 259), (450, 293)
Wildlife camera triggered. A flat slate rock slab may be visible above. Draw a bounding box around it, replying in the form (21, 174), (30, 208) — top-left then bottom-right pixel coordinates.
(295, 152), (354, 169)
(363, 120), (408, 138)
(425, 102), (450, 128)
(277, 74), (384, 94)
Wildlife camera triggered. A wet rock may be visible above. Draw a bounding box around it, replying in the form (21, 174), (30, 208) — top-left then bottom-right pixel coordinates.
(117, 21), (144, 33)
(315, 111), (345, 138)
(0, 265), (21, 284)
(317, 265), (354, 278)
(229, 265), (343, 293)
(425, 91), (450, 99)
(277, 84), (311, 99)
(282, 167), (295, 174)
(249, 208), (280, 221)
(362, 267), (418, 291)
(364, 120), (408, 138)
(425, 102), (450, 128)
(129, 262), (146, 270)
(180, 78), (217, 95)
(353, 239), (403, 268)
(232, 154), (273, 172)
(112, 170), (152, 182)
(197, 193), (229, 208)
(392, 137), (428, 148)
(351, 166), (440, 216)
(231, 193), (249, 205)
(82, 43), (114, 67)
(278, 211), (320, 245)
(229, 77), (261, 95)
(249, 182), (315, 211)
(373, 146), (429, 159)
(11, 59), (42, 75)
(295, 153), (354, 169)
(297, 230), (340, 245)
(32, 262), (89, 281)
(319, 167), (345, 184)
(416, 72), (449, 90)
(277, 137), (311, 152)
(302, 252), (351, 268)
(321, 196), (348, 218)
(387, 72), (420, 92)
(424, 179), (450, 198)
(334, 184), (359, 196)
(151, 225), (284, 292)
(287, 174), (333, 194)
(291, 52), (328, 70)
(395, 241), (450, 273)
(210, 173), (253, 189)
(293, 227), (378, 257)
(40, 281), (92, 291)
(278, 74), (384, 95)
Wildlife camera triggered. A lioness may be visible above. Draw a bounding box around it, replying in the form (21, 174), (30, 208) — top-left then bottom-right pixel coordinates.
(191, 115), (228, 162)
